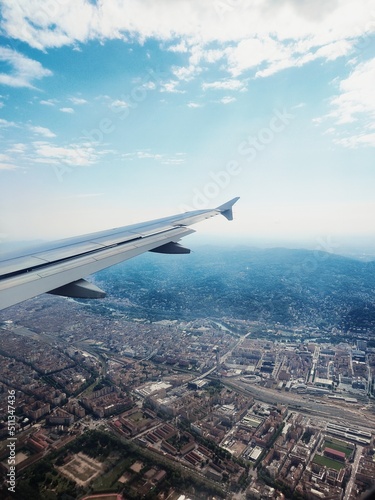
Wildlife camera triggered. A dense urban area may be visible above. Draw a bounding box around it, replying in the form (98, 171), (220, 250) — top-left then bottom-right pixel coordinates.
(1, 274), (375, 500)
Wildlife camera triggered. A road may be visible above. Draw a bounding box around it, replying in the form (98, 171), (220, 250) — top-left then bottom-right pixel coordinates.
(192, 330), (252, 383)
(344, 445), (363, 500)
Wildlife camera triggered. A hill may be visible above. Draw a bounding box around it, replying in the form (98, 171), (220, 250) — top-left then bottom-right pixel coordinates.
(93, 246), (375, 331)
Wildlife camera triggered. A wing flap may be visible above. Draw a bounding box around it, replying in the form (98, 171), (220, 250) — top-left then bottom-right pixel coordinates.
(35, 241), (106, 261)
(0, 255), (50, 276)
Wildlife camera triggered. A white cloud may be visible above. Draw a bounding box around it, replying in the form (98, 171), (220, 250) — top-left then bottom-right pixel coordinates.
(334, 133), (375, 148)
(226, 36), (291, 77)
(219, 96), (236, 105)
(0, 46), (52, 88)
(189, 45), (224, 66)
(314, 40), (353, 61)
(123, 150), (186, 165)
(323, 127), (336, 135)
(161, 157), (185, 165)
(0, 163), (16, 171)
(160, 81), (185, 93)
(172, 64), (200, 81)
(227, 35), (355, 78)
(0, 153), (17, 170)
(1, 0), (373, 80)
(167, 41), (188, 53)
(136, 151), (163, 160)
(143, 81), (156, 90)
(7, 143), (27, 154)
(202, 79), (246, 91)
(59, 107), (75, 113)
(314, 58), (375, 148)
(292, 102), (306, 109)
(0, 118), (17, 127)
(187, 102), (202, 108)
(40, 99), (57, 106)
(329, 58), (375, 124)
(69, 97), (87, 105)
(29, 125), (56, 138)
(32, 141), (98, 166)
(109, 99), (128, 110)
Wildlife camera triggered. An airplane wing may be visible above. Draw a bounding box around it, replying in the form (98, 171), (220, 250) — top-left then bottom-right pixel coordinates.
(0, 198), (239, 311)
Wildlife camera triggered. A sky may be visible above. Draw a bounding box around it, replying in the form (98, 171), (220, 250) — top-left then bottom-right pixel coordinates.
(0, 0), (374, 255)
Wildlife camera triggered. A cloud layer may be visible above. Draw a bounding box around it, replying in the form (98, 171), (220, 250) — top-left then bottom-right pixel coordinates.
(1, 0), (374, 79)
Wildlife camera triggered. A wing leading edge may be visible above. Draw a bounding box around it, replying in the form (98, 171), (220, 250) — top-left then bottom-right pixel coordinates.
(0, 197), (239, 311)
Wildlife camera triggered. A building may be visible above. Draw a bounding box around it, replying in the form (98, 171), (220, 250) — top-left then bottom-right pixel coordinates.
(46, 408), (74, 426)
(324, 447), (346, 463)
(314, 377), (334, 389)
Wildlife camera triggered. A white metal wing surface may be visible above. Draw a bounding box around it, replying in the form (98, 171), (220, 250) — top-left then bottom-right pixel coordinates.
(0, 198), (239, 311)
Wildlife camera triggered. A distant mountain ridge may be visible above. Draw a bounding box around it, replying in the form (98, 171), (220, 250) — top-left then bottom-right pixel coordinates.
(94, 246), (375, 331)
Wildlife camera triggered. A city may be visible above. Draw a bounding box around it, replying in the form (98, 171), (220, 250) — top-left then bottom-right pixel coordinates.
(0, 293), (374, 499)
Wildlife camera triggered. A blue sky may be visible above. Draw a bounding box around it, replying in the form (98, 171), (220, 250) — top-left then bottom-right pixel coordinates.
(0, 0), (374, 254)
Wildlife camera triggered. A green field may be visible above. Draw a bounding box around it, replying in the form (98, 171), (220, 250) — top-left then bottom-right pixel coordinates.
(91, 457), (133, 491)
(324, 438), (353, 458)
(313, 454), (345, 471)
(128, 410), (152, 424)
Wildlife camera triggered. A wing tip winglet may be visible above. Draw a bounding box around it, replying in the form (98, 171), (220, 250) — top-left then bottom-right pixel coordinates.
(216, 197), (240, 221)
